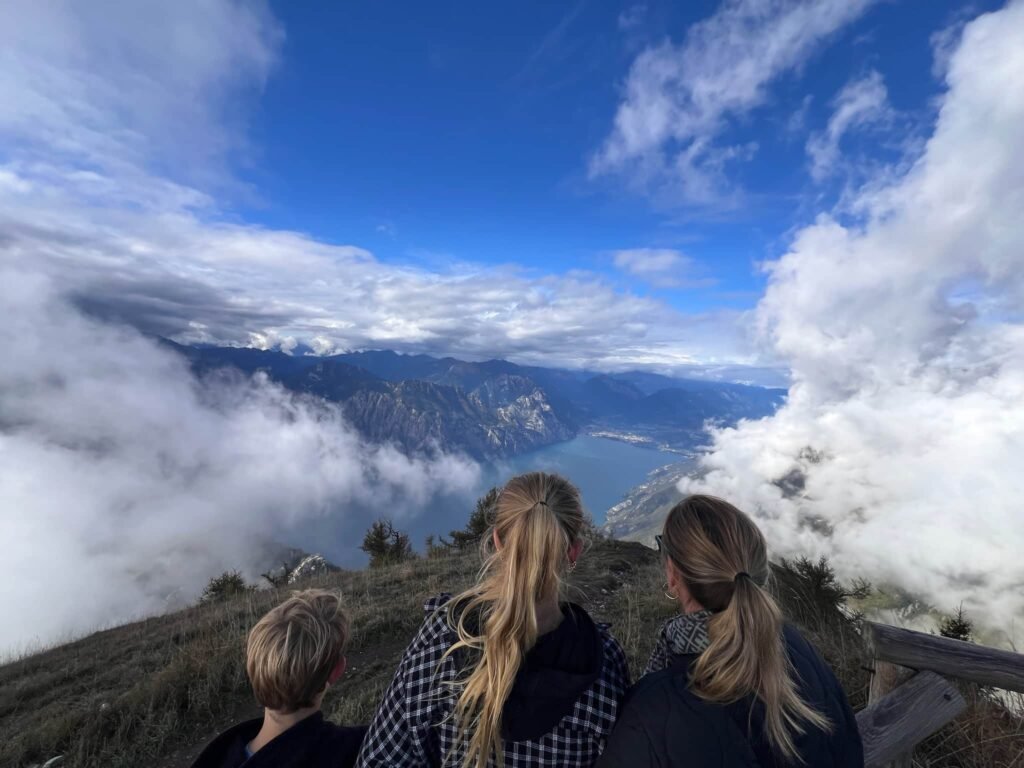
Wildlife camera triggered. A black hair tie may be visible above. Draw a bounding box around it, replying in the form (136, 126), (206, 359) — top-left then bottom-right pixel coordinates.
(734, 571), (751, 583)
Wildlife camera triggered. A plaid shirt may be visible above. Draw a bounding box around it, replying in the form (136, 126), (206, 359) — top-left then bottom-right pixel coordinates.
(357, 595), (630, 768)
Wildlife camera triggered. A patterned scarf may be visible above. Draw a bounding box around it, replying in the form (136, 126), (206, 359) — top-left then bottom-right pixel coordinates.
(644, 610), (712, 675)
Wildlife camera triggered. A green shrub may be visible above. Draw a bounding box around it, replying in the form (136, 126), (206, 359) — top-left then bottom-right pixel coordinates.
(200, 571), (251, 604)
(448, 487), (498, 549)
(361, 519), (413, 567)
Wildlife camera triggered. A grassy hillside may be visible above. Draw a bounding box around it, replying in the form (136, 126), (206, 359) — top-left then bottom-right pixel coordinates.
(1, 537), (1020, 768)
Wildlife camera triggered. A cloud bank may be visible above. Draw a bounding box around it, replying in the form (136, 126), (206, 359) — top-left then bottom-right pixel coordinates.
(682, 1), (1024, 629)
(0, 0), (758, 377)
(0, 0), (763, 653)
(0, 0), (481, 653)
(0, 269), (480, 652)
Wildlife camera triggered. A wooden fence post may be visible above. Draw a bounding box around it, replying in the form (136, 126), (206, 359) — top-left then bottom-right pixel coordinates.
(867, 642), (915, 766)
(857, 671), (967, 768)
(859, 620), (1024, 765)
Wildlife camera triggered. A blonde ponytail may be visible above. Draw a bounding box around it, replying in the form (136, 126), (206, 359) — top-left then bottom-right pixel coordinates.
(663, 495), (831, 761)
(443, 472), (584, 768)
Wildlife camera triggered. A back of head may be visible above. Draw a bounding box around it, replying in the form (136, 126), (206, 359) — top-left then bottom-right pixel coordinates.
(661, 495), (830, 761)
(447, 471), (584, 768)
(246, 588), (350, 713)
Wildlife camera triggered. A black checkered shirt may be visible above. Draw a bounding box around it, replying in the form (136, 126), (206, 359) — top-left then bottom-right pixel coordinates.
(357, 595), (630, 767)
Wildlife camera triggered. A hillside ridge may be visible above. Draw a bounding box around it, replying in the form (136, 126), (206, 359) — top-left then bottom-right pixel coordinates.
(1, 535), (1019, 768)
(167, 342), (784, 459)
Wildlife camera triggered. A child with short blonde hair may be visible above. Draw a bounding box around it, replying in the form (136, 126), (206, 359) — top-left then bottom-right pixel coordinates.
(193, 589), (366, 768)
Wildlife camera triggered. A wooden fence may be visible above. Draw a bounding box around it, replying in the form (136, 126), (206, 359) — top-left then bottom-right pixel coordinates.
(856, 622), (1024, 767)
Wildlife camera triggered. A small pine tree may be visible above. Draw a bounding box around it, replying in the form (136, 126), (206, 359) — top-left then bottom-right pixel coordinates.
(449, 487), (499, 549)
(361, 519), (414, 567)
(939, 604), (973, 643)
(200, 571), (251, 603)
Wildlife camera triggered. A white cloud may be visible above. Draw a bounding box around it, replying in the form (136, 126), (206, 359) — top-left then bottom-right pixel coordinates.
(0, 0), (280, 192)
(613, 248), (716, 289)
(806, 70), (891, 181)
(592, 0), (877, 206)
(0, 268), (480, 652)
(0, 0), (761, 376)
(0, 0), (791, 653)
(0, 188), (751, 369)
(682, 1), (1024, 631)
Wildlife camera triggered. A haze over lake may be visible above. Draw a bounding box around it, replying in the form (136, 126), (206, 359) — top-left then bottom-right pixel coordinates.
(294, 435), (680, 567)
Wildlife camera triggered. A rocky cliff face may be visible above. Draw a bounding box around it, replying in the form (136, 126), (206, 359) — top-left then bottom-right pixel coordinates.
(473, 375), (576, 455)
(171, 344), (784, 461)
(281, 365), (574, 459)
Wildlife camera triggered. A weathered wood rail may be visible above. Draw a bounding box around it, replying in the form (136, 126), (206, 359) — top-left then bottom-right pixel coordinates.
(855, 621), (1024, 768)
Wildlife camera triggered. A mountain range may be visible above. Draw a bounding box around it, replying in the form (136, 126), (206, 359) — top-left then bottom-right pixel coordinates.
(167, 342), (786, 459)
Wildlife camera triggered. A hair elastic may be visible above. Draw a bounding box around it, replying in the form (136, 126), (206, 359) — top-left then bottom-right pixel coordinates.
(734, 571), (751, 582)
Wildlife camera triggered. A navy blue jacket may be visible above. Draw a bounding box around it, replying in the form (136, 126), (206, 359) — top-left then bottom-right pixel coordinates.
(191, 711), (366, 768)
(598, 625), (863, 768)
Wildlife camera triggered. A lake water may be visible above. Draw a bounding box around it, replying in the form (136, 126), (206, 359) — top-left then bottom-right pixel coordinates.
(487, 435), (678, 525)
(291, 435), (678, 567)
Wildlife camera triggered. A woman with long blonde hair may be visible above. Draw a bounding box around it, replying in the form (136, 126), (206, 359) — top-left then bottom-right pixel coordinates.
(599, 495), (862, 768)
(358, 472), (630, 768)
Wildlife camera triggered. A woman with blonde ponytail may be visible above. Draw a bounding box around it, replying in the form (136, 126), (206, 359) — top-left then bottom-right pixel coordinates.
(358, 472), (630, 768)
(599, 495), (862, 768)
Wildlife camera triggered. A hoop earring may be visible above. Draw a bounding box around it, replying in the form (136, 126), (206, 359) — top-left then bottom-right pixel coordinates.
(663, 582), (677, 601)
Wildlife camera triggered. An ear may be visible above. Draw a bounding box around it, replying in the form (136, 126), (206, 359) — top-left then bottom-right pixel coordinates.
(568, 538), (583, 566)
(492, 528), (502, 551)
(664, 558), (680, 590)
(328, 656), (347, 686)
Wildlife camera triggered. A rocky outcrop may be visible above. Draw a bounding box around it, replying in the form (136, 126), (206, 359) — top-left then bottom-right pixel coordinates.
(288, 554), (334, 583)
(602, 461), (694, 544)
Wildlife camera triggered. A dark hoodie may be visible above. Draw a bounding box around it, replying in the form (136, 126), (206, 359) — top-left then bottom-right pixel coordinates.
(499, 602), (603, 741)
(598, 617), (862, 768)
(356, 595), (630, 767)
(191, 712), (366, 768)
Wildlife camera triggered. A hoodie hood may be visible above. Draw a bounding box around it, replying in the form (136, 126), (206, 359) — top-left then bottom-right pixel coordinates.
(501, 603), (605, 741)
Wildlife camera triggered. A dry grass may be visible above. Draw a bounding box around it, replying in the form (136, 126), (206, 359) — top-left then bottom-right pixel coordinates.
(1, 539), (1020, 768)
(0, 549), (479, 768)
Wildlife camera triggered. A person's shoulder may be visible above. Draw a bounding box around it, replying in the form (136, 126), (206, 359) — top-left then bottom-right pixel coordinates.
(391, 593), (459, 675)
(781, 624), (834, 680)
(317, 721), (368, 767)
(584, 607), (623, 656)
(616, 666), (715, 743)
(780, 623), (854, 714)
(423, 592), (452, 615)
(416, 593), (457, 639)
(628, 666), (680, 704)
(190, 718), (261, 768)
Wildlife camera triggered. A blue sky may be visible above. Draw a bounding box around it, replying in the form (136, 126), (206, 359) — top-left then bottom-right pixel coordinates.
(0, 0), (1010, 379)
(3, 0), (1024, 642)
(239, 0), (990, 312)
